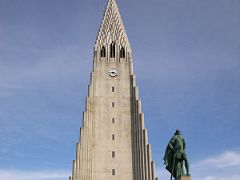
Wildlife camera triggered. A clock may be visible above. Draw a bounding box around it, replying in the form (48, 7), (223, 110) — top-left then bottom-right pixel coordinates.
(108, 69), (118, 77)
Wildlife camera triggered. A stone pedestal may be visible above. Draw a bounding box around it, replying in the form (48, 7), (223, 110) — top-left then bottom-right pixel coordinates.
(177, 175), (191, 180)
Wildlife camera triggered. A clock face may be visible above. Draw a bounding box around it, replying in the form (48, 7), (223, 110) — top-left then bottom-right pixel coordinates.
(108, 69), (118, 77)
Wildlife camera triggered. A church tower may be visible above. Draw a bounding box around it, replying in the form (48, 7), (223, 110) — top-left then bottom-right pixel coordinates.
(69, 0), (158, 180)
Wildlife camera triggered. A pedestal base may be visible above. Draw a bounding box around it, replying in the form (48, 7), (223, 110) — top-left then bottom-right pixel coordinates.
(176, 175), (191, 180)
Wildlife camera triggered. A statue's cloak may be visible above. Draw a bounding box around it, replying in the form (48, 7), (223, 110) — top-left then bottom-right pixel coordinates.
(164, 140), (184, 178)
(164, 144), (175, 176)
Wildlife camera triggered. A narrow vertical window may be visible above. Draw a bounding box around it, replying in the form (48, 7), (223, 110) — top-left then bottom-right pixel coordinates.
(112, 86), (115, 92)
(112, 151), (115, 158)
(112, 118), (115, 124)
(110, 42), (115, 58)
(112, 134), (115, 140)
(112, 102), (114, 107)
(120, 47), (125, 58)
(112, 169), (115, 176)
(101, 46), (106, 57)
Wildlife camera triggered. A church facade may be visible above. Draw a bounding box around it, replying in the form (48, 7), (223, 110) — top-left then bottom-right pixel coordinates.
(69, 0), (158, 180)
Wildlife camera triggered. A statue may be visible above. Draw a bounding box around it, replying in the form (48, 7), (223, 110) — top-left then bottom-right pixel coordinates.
(164, 129), (190, 180)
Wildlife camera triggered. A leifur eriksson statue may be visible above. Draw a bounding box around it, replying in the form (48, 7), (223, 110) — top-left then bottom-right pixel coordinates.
(164, 129), (190, 179)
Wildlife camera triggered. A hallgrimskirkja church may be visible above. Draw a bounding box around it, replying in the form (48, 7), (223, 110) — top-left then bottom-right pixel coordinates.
(69, 0), (158, 179)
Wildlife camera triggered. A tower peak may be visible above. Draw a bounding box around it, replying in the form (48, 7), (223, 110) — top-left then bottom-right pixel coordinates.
(95, 0), (131, 52)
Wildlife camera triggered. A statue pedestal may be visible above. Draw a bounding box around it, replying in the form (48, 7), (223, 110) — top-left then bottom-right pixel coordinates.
(177, 175), (191, 180)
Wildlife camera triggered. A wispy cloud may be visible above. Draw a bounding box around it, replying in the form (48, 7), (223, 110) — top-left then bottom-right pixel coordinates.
(193, 151), (240, 168)
(0, 44), (89, 88)
(0, 169), (70, 180)
(156, 150), (240, 180)
(156, 166), (170, 180)
(196, 175), (240, 180)
(0, 43), (89, 150)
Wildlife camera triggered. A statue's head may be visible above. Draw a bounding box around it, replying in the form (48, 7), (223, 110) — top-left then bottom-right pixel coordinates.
(175, 129), (181, 135)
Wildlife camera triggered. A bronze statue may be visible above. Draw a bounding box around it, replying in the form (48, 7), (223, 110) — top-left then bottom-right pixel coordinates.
(164, 129), (190, 179)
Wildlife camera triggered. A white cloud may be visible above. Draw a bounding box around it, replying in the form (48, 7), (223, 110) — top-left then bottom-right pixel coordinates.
(156, 166), (169, 180)
(192, 151), (240, 180)
(195, 175), (240, 180)
(0, 43), (90, 96)
(156, 151), (240, 180)
(193, 151), (240, 168)
(0, 169), (70, 180)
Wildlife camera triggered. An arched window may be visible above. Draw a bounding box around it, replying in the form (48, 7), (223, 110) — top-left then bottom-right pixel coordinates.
(120, 47), (125, 58)
(110, 42), (115, 58)
(100, 46), (106, 57)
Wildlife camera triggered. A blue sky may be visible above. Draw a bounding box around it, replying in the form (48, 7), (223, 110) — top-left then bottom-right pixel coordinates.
(0, 0), (240, 179)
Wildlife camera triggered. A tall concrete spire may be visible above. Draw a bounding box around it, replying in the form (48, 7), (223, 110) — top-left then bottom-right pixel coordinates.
(95, 0), (131, 60)
(69, 1), (158, 180)
(95, 0), (131, 53)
